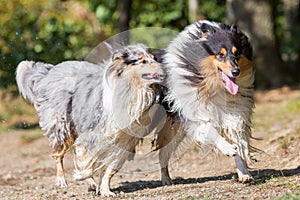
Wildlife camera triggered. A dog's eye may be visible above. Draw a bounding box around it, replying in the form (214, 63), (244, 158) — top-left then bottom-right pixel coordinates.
(217, 48), (227, 59)
(142, 60), (147, 64)
(218, 53), (225, 59)
(124, 58), (138, 65)
(131, 59), (139, 64)
(123, 52), (129, 57)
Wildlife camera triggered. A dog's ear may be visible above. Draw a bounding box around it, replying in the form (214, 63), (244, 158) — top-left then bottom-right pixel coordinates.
(110, 50), (128, 77)
(151, 49), (166, 63)
(230, 24), (238, 33)
(201, 23), (216, 34)
(200, 23), (216, 39)
(112, 50), (129, 61)
(112, 51), (122, 61)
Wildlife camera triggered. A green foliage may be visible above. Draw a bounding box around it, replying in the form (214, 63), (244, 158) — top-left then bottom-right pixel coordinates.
(0, 0), (229, 88)
(129, 27), (179, 49)
(90, 0), (118, 35)
(131, 0), (189, 30)
(0, 0), (101, 88)
(0, 87), (38, 131)
(274, 1), (300, 82)
(130, 0), (226, 29)
(198, 0), (226, 21)
(0, 0), (298, 88)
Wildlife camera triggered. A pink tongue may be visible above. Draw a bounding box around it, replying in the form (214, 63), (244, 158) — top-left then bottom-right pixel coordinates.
(220, 71), (239, 95)
(153, 72), (159, 78)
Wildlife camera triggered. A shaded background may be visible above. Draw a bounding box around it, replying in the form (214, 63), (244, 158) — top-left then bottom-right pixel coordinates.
(1, 0), (299, 90)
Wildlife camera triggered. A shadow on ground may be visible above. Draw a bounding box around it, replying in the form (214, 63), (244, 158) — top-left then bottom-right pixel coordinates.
(113, 166), (300, 194)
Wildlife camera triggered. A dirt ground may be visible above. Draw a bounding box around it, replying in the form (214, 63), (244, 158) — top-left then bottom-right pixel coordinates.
(0, 87), (299, 200)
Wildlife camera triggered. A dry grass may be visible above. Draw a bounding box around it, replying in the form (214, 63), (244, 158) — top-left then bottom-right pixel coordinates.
(0, 87), (38, 132)
(0, 87), (299, 199)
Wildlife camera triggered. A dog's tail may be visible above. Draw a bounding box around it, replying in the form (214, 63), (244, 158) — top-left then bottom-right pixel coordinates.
(15, 60), (53, 104)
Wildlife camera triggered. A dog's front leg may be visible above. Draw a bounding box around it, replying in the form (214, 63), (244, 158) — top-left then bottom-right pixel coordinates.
(215, 136), (238, 157)
(97, 167), (117, 197)
(234, 155), (253, 183)
(194, 122), (237, 157)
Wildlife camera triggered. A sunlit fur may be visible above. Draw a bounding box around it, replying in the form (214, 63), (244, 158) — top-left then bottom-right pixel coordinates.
(16, 44), (171, 196)
(162, 20), (256, 183)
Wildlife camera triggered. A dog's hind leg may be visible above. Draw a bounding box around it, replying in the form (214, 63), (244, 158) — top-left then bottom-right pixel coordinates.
(52, 133), (75, 187)
(235, 155), (253, 183)
(52, 153), (68, 187)
(50, 120), (75, 187)
(159, 147), (173, 185)
(86, 177), (97, 192)
(157, 117), (180, 185)
(160, 166), (172, 185)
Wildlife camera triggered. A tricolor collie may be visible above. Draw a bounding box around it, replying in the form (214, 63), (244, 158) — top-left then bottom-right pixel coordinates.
(16, 44), (176, 196)
(161, 20), (256, 183)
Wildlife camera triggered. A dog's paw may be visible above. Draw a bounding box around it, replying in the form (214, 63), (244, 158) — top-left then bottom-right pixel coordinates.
(238, 174), (254, 183)
(87, 177), (97, 192)
(56, 176), (68, 187)
(100, 190), (116, 197)
(161, 174), (173, 186)
(97, 186), (116, 197)
(215, 137), (238, 157)
(88, 185), (96, 192)
(220, 143), (238, 157)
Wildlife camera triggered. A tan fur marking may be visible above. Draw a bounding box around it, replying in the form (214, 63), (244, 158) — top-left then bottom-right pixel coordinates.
(112, 52), (123, 61)
(219, 48), (227, 56)
(197, 56), (223, 100)
(231, 46), (237, 54)
(140, 55), (147, 61)
(215, 60), (233, 73)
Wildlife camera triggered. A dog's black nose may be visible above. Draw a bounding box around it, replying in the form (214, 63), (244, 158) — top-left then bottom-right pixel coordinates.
(231, 68), (240, 77)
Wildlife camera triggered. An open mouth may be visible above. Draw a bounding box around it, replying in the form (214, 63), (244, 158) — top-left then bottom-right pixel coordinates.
(218, 69), (239, 95)
(142, 72), (165, 82)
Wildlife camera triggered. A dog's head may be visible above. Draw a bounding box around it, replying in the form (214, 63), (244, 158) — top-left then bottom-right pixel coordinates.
(107, 44), (165, 87)
(202, 25), (252, 76)
(173, 22), (253, 96)
(200, 24), (253, 95)
(104, 44), (166, 125)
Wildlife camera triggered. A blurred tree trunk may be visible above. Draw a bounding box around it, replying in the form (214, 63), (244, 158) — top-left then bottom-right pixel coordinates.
(282, 0), (300, 83)
(227, 0), (286, 88)
(117, 0), (132, 44)
(188, 0), (198, 23)
(282, 0), (298, 35)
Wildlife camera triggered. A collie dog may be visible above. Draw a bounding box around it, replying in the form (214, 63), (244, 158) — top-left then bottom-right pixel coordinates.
(16, 44), (175, 196)
(160, 20), (256, 183)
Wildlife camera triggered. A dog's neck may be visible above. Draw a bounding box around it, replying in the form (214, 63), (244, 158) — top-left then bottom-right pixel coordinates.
(102, 74), (155, 130)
